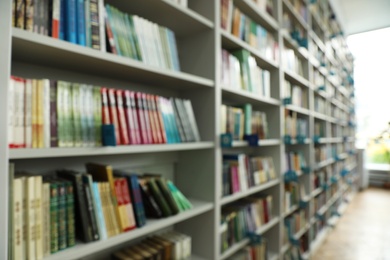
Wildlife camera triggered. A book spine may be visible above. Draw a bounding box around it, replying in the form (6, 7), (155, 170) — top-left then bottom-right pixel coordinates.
(13, 78), (25, 148)
(129, 91), (141, 144)
(76, 0), (86, 46)
(59, 0), (65, 39)
(135, 92), (148, 144)
(43, 79), (51, 148)
(128, 175), (146, 227)
(79, 85), (89, 146)
(56, 81), (64, 147)
(57, 181), (67, 250)
(115, 90), (130, 145)
(122, 90), (136, 144)
(65, 0), (77, 43)
(104, 5), (117, 54)
(51, 0), (60, 38)
(25, 0), (34, 31)
(84, 0), (91, 47)
(154, 95), (167, 144)
(49, 182), (59, 254)
(150, 95), (163, 144)
(49, 80), (58, 147)
(141, 93), (153, 144)
(89, 0), (100, 50)
(114, 179), (130, 232)
(107, 88), (121, 145)
(71, 83), (82, 147)
(15, 0), (25, 29)
(37, 80), (44, 148)
(65, 182), (75, 247)
(64, 82), (74, 147)
(42, 183), (51, 257)
(146, 94), (159, 144)
(13, 178), (23, 260)
(82, 176), (100, 241)
(24, 79), (32, 148)
(120, 178), (136, 229)
(92, 182), (107, 240)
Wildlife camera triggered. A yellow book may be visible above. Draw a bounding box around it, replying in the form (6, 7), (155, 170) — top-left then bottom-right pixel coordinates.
(37, 80), (44, 148)
(31, 80), (38, 148)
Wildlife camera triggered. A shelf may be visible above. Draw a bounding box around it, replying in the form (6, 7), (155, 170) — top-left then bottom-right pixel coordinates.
(281, 243), (291, 254)
(285, 104), (310, 116)
(220, 217), (279, 260)
(292, 224), (310, 240)
(310, 9), (327, 35)
(314, 158), (335, 170)
(312, 111), (330, 121)
(228, 139), (281, 148)
(311, 187), (323, 198)
(337, 153), (348, 160)
(283, 205), (299, 218)
(221, 86), (280, 106)
(9, 142), (215, 159)
(309, 31), (326, 52)
(221, 179), (280, 205)
(284, 70), (310, 88)
(106, 0), (213, 37)
(233, 0), (278, 31)
(282, 0), (309, 30)
(285, 138), (311, 145)
(282, 32), (309, 61)
(221, 30), (279, 70)
(12, 29), (214, 89)
(44, 199), (213, 260)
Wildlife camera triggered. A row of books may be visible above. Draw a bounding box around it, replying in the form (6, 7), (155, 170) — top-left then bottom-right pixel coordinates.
(105, 4), (181, 71)
(282, 12), (307, 48)
(221, 104), (269, 141)
(315, 146), (331, 163)
(283, 47), (304, 77)
(314, 96), (327, 114)
(284, 182), (307, 213)
(229, 236), (268, 260)
(221, 49), (272, 98)
(313, 192), (327, 212)
(285, 151), (308, 173)
(8, 77), (200, 148)
(11, 162), (192, 259)
(284, 209), (308, 239)
(313, 170), (326, 190)
(220, 195), (273, 253)
(112, 231), (191, 260)
(222, 155), (276, 197)
(314, 121), (325, 138)
(284, 110), (308, 139)
(287, 0), (308, 22)
(283, 79), (308, 108)
(12, 0), (105, 50)
(220, 0), (278, 62)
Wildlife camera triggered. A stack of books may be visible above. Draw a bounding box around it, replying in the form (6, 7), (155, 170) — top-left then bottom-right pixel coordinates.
(285, 151), (308, 173)
(283, 47), (304, 76)
(112, 231), (191, 260)
(283, 79), (308, 108)
(221, 104), (269, 141)
(11, 162), (192, 258)
(8, 77), (200, 149)
(222, 155), (276, 197)
(220, 195), (273, 252)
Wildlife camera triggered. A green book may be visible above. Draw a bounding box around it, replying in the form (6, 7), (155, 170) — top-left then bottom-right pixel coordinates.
(71, 83), (82, 147)
(56, 181), (67, 250)
(62, 82), (74, 147)
(155, 178), (179, 215)
(105, 5), (122, 56)
(147, 178), (172, 217)
(243, 103), (252, 136)
(126, 14), (142, 61)
(166, 180), (192, 210)
(92, 86), (102, 146)
(57, 81), (65, 147)
(64, 181), (75, 247)
(232, 49), (252, 91)
(49, 181), (59, 253)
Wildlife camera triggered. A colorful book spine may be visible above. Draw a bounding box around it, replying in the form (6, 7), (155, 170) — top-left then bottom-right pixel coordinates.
(93, 86), (102, 146)
(76, 0), (86, 46)
(89, 0), (100, 50)
(59, 0), (66, 39)
(65, 0), (77, 43)
(92, 182), (107, 240)
(51, 0), (60, 38)
(57, 181), (67, 250)
(107, 88), (121, 145)
(50, 80), (58, 147)
(65, 181), (75, 247)
(128, 175), (146, 227)
(49, 181), (59, 253)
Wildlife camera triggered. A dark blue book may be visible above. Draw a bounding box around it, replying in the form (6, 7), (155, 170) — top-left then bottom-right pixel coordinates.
(59, 0), (66, 40)
(76, 0), (86, 46)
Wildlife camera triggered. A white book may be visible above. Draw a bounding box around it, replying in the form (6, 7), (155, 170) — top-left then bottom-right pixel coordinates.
(26, 176), (36, 260)
(14, 78), (25, 147)
(226, 0), (233, 33)
(133, 16), (149, 65)
(13, 178), (23, 260)
(220, 104), (227, 134)
(8, 78), (14, 147)
(158, 26), (170, 69)
(42, 183), (50, 257)
(263, 70), (271, 98)
(98, 0), (106, 51)
(238, 154), (249, 191)
(183, 100), (201, 142)
(153, 23), (167, 69)
(25, 79), (33, 148)
(35, 176), (43, 260)
(43, 79), (50, 148)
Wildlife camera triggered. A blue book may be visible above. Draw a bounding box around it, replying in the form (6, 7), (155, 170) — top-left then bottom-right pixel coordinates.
(65, 0), (77, 43)
(127, 175), (146, 227)
(59, 0), (66, 39)
(166, 29), (180, 71)
(76, 0), (86, 46)
(92, 182), (107, 240)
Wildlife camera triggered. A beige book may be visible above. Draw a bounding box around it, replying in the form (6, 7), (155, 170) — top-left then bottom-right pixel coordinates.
(35, 176), (43, 260)
(13, 178), (23, 260)
(26, 176), (36, 260)
(42, 183), (51, 257)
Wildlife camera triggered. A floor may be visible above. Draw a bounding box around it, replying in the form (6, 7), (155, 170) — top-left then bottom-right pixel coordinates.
(312, 187), (390, 260)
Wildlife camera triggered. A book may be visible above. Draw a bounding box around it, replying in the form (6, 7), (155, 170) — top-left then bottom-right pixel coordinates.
(146, 178), (172, 217)
(107, 88), (121, 145)
(65, 0), (77, 43)
(138, 177), (163, 219)
(91, 182), (107, 240)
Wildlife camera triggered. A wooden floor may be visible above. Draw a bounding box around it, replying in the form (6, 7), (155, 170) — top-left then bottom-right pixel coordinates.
(312, 187), (390, 260)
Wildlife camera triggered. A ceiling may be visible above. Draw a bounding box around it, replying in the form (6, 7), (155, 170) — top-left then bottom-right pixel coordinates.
(330, 0), (390, 35)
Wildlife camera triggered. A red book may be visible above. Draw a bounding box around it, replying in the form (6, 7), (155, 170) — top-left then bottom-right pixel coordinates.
(262, 198), (269, 223)
(115, 90), (129, 145)
(119, 178), (136, 230)
(135, 92), (148, 144)
(114, 179), (131, 232)
(149, 95), (163, 144)
(141, 93), (153, 144)
(153, 95), (167, 144)
(146, 94), (159, 144)
(129, 91), (141, 144)
(123, 90), (136, 144)
(107, 88), (121, 145)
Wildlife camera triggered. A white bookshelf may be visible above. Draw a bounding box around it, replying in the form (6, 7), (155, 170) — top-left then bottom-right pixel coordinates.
(0, 0), (358, 259)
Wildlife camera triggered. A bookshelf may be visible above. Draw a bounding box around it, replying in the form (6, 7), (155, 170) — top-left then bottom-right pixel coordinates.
(1, 0), (358, 259)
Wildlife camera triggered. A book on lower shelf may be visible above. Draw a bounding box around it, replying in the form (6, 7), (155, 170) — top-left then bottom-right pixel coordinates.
(10, 162), (193, 258)
(111, 230), (192, 260)
(228, 234), (269, 260)
(220, 194), (274, 253)
(8, 77), (201, 149)
(222, 154), (277, 197)
(283, 79), (308, 108)
(284, 110), (308, 140)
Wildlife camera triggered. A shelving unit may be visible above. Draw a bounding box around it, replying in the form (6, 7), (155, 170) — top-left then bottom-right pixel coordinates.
(1, 0), (358, 259)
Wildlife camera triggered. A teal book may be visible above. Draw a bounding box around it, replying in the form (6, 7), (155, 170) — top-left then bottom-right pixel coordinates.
(92, 182), (107, 240)
(57, 181), (67, 250)
(232, 49), (252, 91)
(166, 180), (192, 210)
(49, 181), (59, 253)
(243, 103), (252, 136)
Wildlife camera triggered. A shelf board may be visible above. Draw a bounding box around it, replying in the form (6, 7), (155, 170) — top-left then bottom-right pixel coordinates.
(233, 0), (278, 31)
(9, 142), (214, 159)
(284, 70), (310, 88)
(283, 205), (299, 218)
(220, 217), (279, 260)
(292, 224), (310, 240)
(312, 111), (330, 122)
(221, 86), (280, 106)
(44, 199), (213, 260)
(309, 31), (326, 52)
(314, 158), (335, 170)
(221, 179), (280, 206)
(337, 153), (348, 160)
(106, 0), (213, 37)
(311, 187), (323, 198)
(282, 0), (309, 30)
(285, 104), (310, 116)
(221, 30), (279, 70)
(12, 29), (214, 89)
(282, 243), (291, 254)
(285, 138), (311, 145)
(228, 139), (281, 148)
(282, 32), (309, 61)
